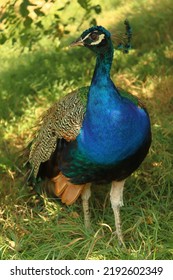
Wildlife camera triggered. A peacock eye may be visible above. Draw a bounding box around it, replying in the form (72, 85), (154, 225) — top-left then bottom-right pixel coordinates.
(90, 32), (99, 41)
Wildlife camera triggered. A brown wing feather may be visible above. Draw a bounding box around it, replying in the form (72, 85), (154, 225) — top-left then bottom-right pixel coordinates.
(29, 87), (89, 177)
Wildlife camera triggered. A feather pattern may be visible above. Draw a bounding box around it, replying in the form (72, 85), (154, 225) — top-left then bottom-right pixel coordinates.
(29, 87), (88, 177)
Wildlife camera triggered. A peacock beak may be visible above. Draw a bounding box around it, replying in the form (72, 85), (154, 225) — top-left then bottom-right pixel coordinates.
(70, 37), (84, 47)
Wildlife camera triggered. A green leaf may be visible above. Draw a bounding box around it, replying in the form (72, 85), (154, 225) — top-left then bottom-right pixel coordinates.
(24, 16), (33, 28)
(0, 33), (7, 44)
(92, 5), (102, 14)
(34, 8), (45, 17)
(54, 14), (60, 19)
(64, 30), (70, 34)
(57, 7), (65, 11)
(36, 21), (44, 29)
(90, 18), (97, 26)
(20, 0), (31, 18)
(77, 0), (91, 10)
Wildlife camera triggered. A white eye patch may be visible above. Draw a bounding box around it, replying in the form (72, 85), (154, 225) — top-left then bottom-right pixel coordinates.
(90, 34), (105, 45)
(81, 32), (105, 46)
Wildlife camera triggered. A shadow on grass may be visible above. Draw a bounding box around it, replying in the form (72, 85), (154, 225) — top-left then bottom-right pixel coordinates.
(0, 46), (93, 121)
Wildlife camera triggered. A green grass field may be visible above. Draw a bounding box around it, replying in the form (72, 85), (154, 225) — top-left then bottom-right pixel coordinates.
(0, 0), (173, 260)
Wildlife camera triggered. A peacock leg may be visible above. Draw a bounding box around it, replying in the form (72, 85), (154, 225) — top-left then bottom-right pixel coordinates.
(110, 180), (125, 245)
(81, 183), (92, 229)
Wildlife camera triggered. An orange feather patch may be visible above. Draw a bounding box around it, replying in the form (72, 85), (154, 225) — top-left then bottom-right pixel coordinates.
(51, 173), (85, 205)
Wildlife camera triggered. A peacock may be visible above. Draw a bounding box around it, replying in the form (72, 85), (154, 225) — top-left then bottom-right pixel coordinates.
(28, 20), (151, 244)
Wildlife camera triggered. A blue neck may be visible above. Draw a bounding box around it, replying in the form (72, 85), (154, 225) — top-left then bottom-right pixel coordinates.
(91, 43), (114, 86)
(87, 42), (121, 112)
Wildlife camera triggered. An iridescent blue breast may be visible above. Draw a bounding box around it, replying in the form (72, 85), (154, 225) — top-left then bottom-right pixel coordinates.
(77, 86), (150, 165)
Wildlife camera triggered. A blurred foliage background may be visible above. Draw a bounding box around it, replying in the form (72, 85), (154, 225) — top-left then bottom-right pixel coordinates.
(0, 0), (101, 48)
(0, 0), (173, 260)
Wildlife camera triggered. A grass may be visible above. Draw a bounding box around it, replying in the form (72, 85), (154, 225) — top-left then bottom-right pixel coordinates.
(0, 0), (173, 260)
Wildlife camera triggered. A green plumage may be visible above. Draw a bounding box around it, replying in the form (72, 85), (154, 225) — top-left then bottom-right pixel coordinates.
(119, 88), (144, 108)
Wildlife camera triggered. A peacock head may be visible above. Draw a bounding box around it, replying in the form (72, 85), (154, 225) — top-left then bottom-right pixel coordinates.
(70, 26), (112, 54)
(70, 21), (132, 54)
